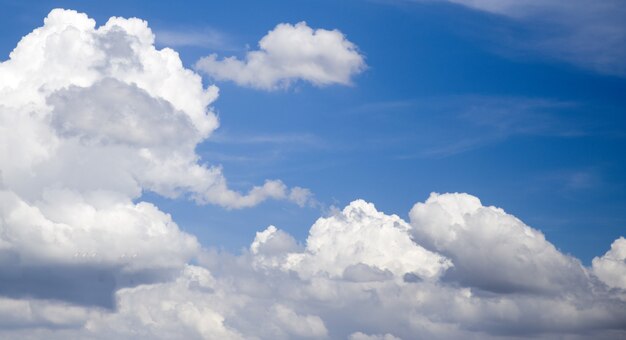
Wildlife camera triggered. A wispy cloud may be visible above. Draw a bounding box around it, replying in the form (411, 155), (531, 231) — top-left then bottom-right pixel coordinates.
(415, 136), (495, 158)
(537, 168), (603, 193)
(401, 0), (626, 76)
(347, 100), (416, 114)
(155, 27), (235, 50)
(353, 96), (601, 159)
(457, 96), (586, 137)
(206, 131), (326, 147)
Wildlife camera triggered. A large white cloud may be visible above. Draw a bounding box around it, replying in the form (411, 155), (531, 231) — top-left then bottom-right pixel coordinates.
(195, 22), (366, 90)
(409, 193), (589, 294)
(262, 199), (452, 281)
(0, 8), (311, 308)
(0, 8), (309, 208)
(593, 237), (626, 290)
(3, 195), (625, 339)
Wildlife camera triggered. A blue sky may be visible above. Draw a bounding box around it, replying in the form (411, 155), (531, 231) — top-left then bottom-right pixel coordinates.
(2, 0), (624, 264)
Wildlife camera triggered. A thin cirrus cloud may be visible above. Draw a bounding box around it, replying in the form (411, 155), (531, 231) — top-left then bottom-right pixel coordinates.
(354, 96), (591, 159)
(426, 0), (626, 76)
(195, 22), (367, 90)
(1, 8), (626, 340)
(155, 27), (235, 50)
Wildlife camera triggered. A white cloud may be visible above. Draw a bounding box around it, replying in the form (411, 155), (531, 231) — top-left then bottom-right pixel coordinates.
(195, 22), (366, 90)
(250, 225), (302, 269)
(349, 333), (402, 340)
(0, 296), (96, 330)
(0, 8), (310, 210)
(593, 237), (626, 290)
(425, 0), (626, 76)
(0, 8), (312, 309)
(409, 192), (589, 294)
(1, 196), (626, 339)
(271, 304), (328, 338)
(0, 187), (198, 307)
(47, 78), (197, 148)
(0, 189), (196, 270)
(279, 199), (452, 281)
(84, 265), (244, 340)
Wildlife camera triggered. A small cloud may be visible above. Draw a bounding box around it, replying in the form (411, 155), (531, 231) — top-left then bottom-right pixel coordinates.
(288, 186), (316, 208)
(195, 22), (366, 90)
(155, 27), (234, 50)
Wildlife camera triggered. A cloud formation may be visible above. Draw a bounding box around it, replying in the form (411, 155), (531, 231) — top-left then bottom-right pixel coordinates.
(0, 8), (310, 209)
(1, 8), (625, 340)
(195, 22), (366, 90)
(409, 193), (589, 294)
(593, 237), (626, 290)
(1, 193), (625, 339)
(0, 8), (309, 309)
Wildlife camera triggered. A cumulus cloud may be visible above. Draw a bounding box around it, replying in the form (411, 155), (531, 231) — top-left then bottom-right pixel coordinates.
(419, 0), (626, 76)
(195, 22), (366, 90)
(593, 237), (626, 290)
(409, 192), (589, 294)
(0, 8), (311, 309)
(0, 188), (197, 307)
(1, 193), (626, 338)
(0, 8), (309, 208)
(277, 200), (452, 281)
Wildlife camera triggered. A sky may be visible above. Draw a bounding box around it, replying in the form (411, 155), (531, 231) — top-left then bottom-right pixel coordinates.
(0, 0), (625, 339)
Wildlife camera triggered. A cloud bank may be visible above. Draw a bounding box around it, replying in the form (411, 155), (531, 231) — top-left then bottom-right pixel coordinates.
(195, 22), (366, 90)
(0, 8), (625, 340)
(1, 193), (625, 339)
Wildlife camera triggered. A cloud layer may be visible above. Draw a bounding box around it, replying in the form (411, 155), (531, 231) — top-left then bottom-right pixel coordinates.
(1, 193), (625, 339)
(0, 8), (625, 340)
(195, 22), (366, 90)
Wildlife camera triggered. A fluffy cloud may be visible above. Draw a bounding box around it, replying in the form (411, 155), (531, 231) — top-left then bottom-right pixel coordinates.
(3, 194), (626, 339)
(409, 193), (589, 294)
(274, 200), (452, 281)
(83, 266), (244, 339)
(195, 22), (366, 90)
(1, 194), (626, 338)
(593, 237), (626, 290)
(0, 8), (311, 309)
(0, 8), (309, 208)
